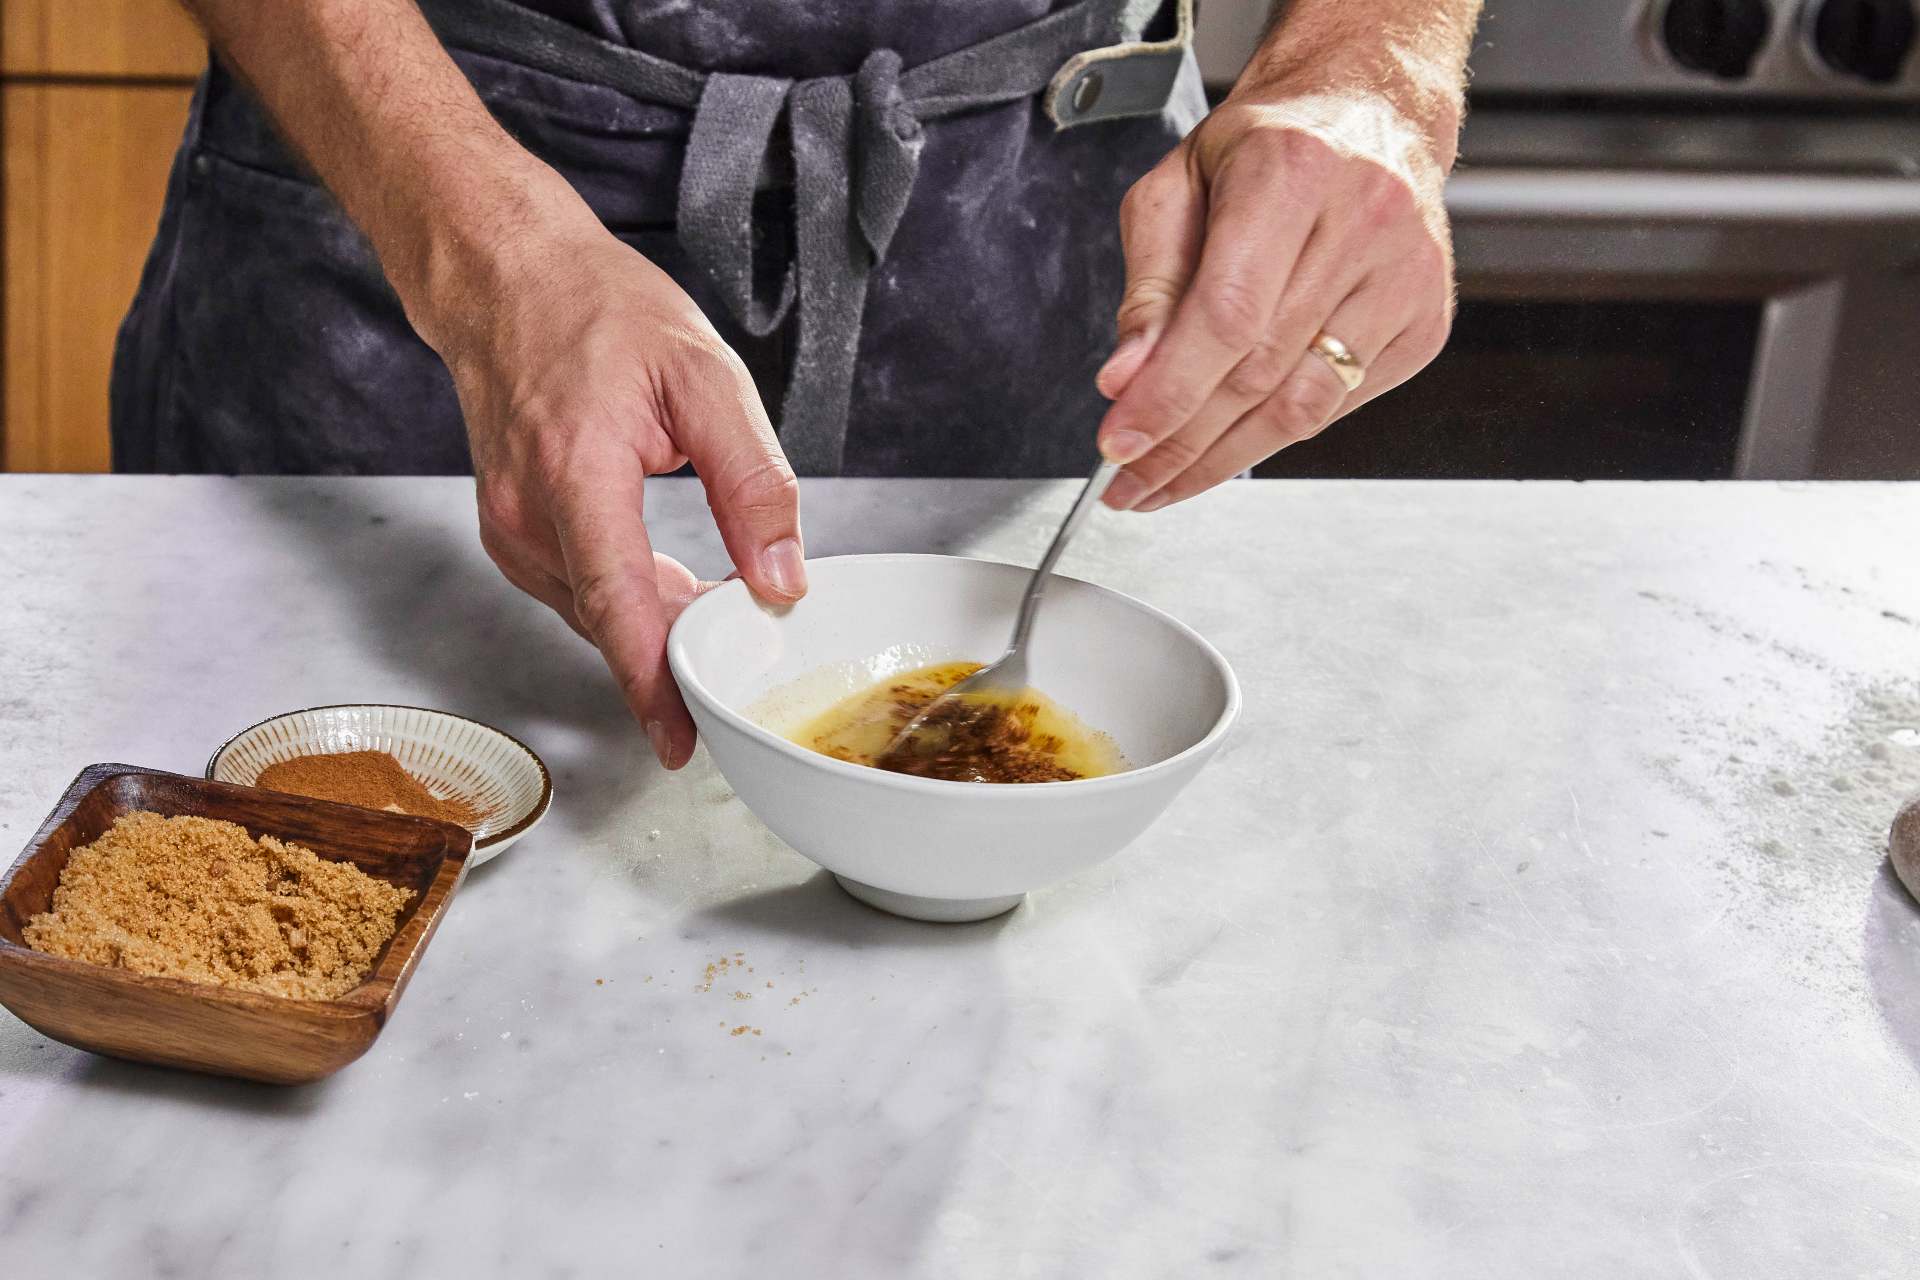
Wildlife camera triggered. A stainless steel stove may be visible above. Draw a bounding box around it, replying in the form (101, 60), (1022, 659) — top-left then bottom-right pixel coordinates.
(1200, 0), (1920, 480)
(1469, 0), (1920, 100)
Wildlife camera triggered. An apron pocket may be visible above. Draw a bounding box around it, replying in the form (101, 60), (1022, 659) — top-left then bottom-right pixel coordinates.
(160, 145), (470, 474)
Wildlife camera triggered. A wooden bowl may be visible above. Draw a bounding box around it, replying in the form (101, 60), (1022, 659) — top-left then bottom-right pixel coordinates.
(0, 764), (471, 1084)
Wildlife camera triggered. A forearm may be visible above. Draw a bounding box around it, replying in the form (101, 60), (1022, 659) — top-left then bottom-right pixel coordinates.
(177, 0), (594, 352)
(1235, 0), (1483, 167)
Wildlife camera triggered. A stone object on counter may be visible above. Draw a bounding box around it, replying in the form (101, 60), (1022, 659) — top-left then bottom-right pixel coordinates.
(1892, 795), (1920, 903)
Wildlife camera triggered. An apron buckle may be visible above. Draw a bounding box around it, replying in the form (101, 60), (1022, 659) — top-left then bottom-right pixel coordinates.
(1045, 0), (1194, 130)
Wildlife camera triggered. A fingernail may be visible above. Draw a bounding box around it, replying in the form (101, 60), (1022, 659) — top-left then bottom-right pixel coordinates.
(1104, 472), (1148, 510)
(646, 720), (671, 766)
(1135, 491), (1173, 514)
(1101, 430), (1153, 465)
(760, 537), (807, 599)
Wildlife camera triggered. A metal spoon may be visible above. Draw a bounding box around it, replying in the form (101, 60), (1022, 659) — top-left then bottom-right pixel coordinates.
(877, 459), (1120, 768)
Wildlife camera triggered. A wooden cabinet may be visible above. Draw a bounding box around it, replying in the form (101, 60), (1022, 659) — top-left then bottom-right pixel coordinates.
(3, 0), (202, 472)
(3, 0), (205, 77)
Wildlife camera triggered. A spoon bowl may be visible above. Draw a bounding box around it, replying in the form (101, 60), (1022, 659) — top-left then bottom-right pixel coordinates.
(877, 460), (1117, 769)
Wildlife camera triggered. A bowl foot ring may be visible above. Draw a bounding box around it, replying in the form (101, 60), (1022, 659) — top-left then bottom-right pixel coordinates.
(832, 875), (1024, 924)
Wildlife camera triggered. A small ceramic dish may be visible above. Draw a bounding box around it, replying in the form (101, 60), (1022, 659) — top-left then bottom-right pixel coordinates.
(0, 764), (470, 1084)
(668, 554), (1239, 922)
(207, 704), (552, 865)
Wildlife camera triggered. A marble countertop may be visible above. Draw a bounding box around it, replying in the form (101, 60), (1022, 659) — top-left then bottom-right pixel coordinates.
(2, 476), (1918, 1277)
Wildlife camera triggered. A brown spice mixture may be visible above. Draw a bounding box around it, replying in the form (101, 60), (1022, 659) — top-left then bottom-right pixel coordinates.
(874, 693), (1079, 784)
(256, 750), (479, 827)
(23, 811), (414, 1000)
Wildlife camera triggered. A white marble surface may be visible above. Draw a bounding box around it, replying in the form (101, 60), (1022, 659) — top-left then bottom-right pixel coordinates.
(2, 476), (1919, 1277)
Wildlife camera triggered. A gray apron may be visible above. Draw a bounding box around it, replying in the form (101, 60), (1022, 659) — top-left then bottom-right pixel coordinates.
(110, 0), (1205, 477)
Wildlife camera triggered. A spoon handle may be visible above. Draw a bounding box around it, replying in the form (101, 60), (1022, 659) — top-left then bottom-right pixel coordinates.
(1005, 460), (1121, 656)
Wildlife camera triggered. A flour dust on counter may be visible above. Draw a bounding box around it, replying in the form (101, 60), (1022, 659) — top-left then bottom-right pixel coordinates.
(1660, 667), (1920, 1005)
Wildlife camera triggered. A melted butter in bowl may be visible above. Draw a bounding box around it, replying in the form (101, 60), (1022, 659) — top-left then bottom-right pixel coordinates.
(789, 661), (1128, 784)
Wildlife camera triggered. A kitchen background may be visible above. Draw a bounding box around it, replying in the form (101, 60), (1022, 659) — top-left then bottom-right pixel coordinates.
(3, 0), (1917, 477)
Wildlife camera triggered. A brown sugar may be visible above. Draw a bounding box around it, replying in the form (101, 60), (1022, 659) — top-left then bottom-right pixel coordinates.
(23, 811), (414, 1000)
(255, 750), (479, 827)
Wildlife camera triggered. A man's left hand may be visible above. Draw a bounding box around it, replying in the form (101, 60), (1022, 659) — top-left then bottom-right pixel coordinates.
(1095, 85), (1459, 511)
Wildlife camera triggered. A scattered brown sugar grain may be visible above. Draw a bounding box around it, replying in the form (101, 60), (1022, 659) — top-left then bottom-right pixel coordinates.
(697, 954), (742, 993)
(23, 811), (414, 1000)
(255, 750), (479, 827)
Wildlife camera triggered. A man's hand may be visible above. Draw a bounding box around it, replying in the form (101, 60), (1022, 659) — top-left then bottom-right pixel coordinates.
(172, 0), (805, 769)
(1095, 1), (1478, 511)
(443, 219), (805, 769)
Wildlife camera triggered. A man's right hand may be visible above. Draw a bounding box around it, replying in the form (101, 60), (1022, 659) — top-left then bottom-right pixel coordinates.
(432, 216), (805, 770)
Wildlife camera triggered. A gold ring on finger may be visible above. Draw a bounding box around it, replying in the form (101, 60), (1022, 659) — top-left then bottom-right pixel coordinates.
(1308, 331), (1365, 393)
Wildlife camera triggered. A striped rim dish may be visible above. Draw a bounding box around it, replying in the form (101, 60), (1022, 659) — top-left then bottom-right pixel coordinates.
(206, 705), (552, 864)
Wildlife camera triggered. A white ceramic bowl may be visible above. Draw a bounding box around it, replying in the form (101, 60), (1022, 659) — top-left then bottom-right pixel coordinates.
(667, 554), (1239, 922)
(207, 704), (553, 865)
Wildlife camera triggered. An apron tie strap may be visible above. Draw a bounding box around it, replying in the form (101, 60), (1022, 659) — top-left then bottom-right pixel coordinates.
(851, 50), (925, 262)
(419, 0), (1192, 475)
(674, 48), (927, 474)
(678, 72), (796, 338)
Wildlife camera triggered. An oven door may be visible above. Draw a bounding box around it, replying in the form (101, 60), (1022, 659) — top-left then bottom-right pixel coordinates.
(1264, 166), (1920, 480)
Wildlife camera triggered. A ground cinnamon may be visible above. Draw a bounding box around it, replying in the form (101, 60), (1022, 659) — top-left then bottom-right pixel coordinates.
(255, 751), (479, 827)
